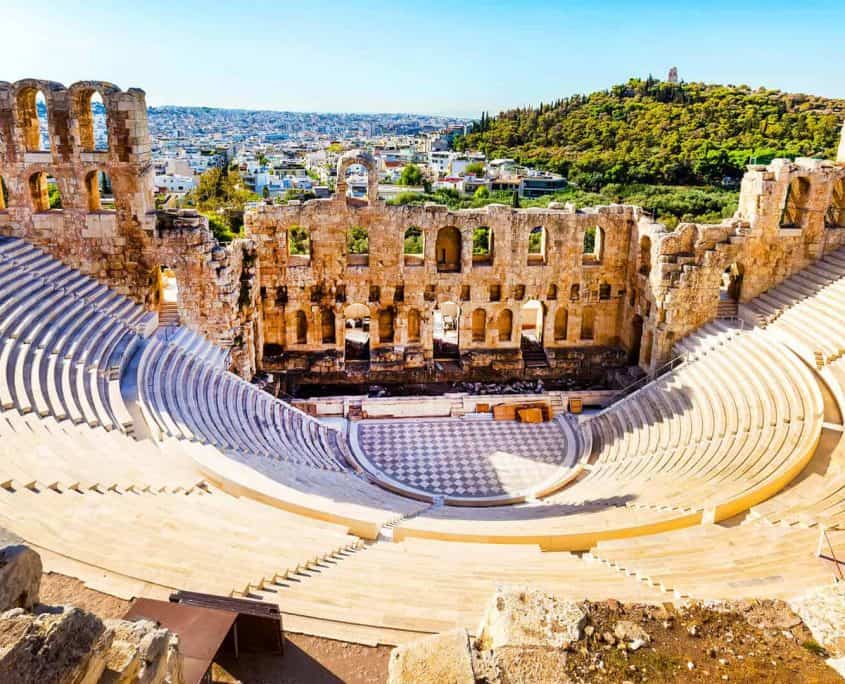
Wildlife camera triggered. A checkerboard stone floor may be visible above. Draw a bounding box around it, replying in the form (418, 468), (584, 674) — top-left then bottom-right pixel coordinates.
(357, 418), (572, 497)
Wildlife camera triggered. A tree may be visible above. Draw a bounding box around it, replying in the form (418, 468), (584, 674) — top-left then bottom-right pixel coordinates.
(512, 190), (520, 208)
(465, 161), (485, 177)
(474, 186), (490, 199)
(398, 163), (423, 186)
(262, 185), (270, 199)
(347, 225), (369, 254)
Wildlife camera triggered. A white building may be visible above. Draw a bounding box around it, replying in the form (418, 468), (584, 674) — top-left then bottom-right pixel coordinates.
(154, 174), (196, 193)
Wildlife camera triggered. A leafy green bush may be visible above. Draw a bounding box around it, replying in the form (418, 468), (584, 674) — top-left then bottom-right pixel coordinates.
(288, 226), (310, 255)
(348, 225), (369, 254)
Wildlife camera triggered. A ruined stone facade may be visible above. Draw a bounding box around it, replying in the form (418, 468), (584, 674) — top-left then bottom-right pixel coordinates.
(0, 79), (259, 376)
(1, 77), (844, 384)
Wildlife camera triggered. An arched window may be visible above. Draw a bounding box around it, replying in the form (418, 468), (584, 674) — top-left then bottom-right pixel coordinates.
(347, 225), (369, 266)
(570, 283), (580, 301)
(378, 308), (395, 343)
(826, 179), (845, 229)
(75, 90), (108, 152)
(582, 226), (604, 264)
(528, 226), (546, 264)
(580, 307), (595, 340)
(84, 170), (114, 212)
(294, 310), (308, 344)
(0, 176), (8, 211)
(436, 227), (462, 273)
(404, 226), (424, 266)
(407, 308), (421, 343)
(547, 284), (558, 300)
(288, 225), (310, 262)
(599, 282), (611, 300)
(28, 172), (52, 212)
(17, 88), (50, 152)
(472, 226), (493, 265)
(639, 236), (652, 276)
(497, 309), (513, 342)
(471, 308), (487, 342)
(554, 308), (568, 342)
(781, 177), (811, 228)
(321, 307), (336, 344)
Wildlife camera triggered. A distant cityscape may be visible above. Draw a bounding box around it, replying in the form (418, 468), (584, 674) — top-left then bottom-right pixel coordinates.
(36, 100), (567, 206)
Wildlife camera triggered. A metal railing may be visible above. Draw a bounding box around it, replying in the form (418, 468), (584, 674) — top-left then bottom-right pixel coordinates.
(817, 525), (845, 582)
(587, 351), (689, 420)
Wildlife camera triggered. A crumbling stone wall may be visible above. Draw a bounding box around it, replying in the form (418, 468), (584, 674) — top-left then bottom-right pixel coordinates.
(1, 77), (844, 381)
(0, 79), (258, 376)
(644, 157), (845, 368)
(245, 194), (634, 382)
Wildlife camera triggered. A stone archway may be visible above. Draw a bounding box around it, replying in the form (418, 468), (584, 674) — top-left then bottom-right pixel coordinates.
(336, 150), (378, 203)
(344, 303), (371, 362)
(433, 301), (460, 359)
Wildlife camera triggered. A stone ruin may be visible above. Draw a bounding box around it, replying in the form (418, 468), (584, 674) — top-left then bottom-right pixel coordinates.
(0, 534), (184, 683)
(1, 78), (845, 387)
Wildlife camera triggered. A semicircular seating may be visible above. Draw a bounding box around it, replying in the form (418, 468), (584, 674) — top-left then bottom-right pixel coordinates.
(392, 323), (823, 549)
(0, 237), (155, 431)
(1, 234), (844, 647)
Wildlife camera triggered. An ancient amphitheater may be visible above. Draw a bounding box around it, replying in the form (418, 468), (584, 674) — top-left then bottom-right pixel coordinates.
(1, 78), (845, 650)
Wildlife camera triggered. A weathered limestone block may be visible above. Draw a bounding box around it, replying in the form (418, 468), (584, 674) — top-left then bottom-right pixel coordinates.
(0, 606), (112, 683)
(476, 586), (586, 652)
(0, 543), (41, 612)
(101, 618), (184, 684)
(388, 628), (475, 684)
(790, 583), (845, 656)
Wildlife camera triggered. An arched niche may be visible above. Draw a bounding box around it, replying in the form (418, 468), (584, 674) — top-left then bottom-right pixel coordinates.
(321, 307), (336, 344)
(553, 308), (568, 342)
(471, 308), (487, 342)
(497, 309), (513, 343)
(378, 308), (395, 343)
(436, 227), (462, 273)
(294, 310), (308, 345)
(407, 308), (421, 343)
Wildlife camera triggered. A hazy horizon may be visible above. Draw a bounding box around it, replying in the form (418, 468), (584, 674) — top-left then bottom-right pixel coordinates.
(3, 0), (844, 118)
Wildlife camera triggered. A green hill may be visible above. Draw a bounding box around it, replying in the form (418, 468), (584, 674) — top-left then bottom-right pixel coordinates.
(456, 78), (845, 188)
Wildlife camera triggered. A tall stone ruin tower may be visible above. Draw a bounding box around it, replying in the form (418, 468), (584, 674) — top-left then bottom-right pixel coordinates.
(667, 67), (679, 84)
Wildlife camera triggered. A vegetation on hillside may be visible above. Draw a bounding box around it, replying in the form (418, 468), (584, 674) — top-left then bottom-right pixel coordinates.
(184, 166), (259, 242)
(456, 78), (845, 188)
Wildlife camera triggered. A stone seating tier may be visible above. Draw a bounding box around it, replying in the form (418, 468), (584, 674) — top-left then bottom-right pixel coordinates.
(0, 238), (154, 431)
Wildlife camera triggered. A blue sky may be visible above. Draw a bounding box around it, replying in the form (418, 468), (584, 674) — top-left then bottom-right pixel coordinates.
(2, 1), (843, 116)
